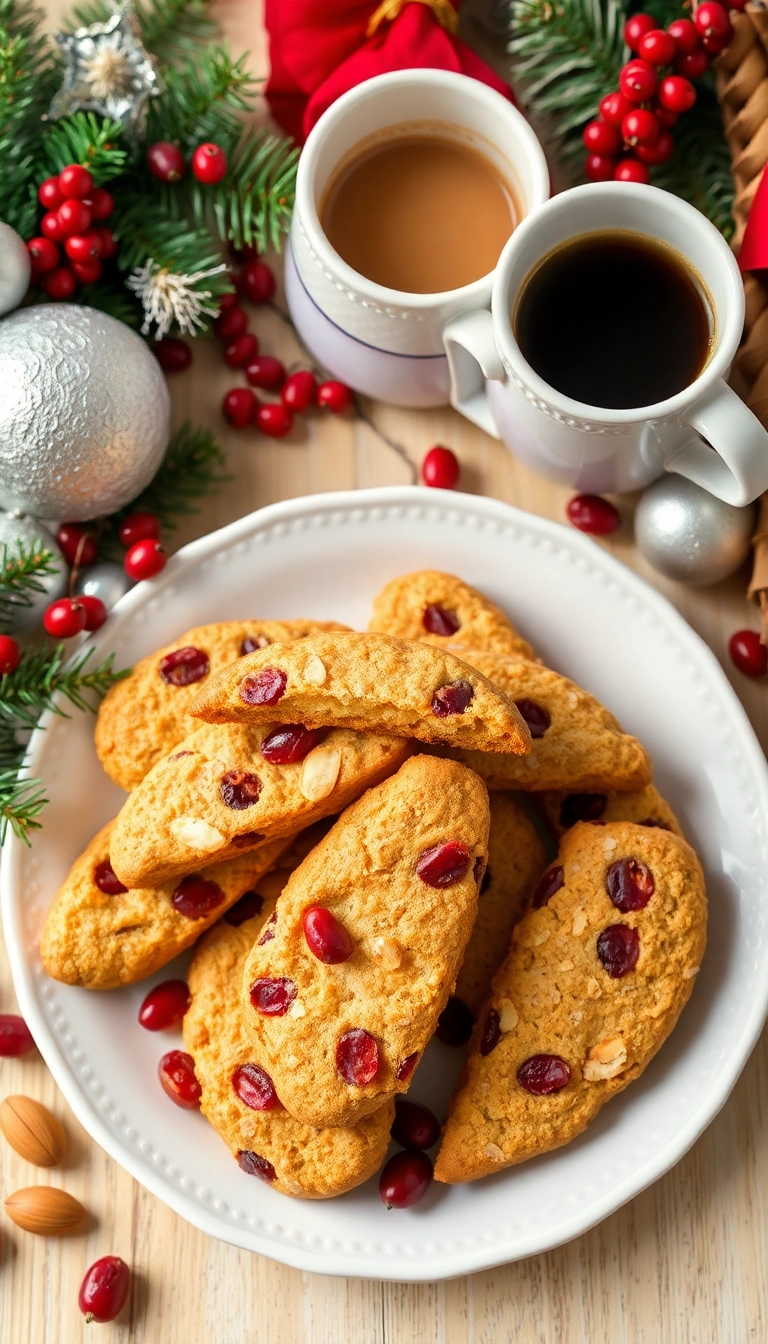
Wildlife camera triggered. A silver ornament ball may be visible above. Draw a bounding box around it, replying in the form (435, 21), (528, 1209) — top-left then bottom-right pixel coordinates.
(73, 562), (133, 613)
(0, 305), (170, 521)
(0, 223), (32, 317)
(0, 513), (67, 631)
(635, 474), (755, 587)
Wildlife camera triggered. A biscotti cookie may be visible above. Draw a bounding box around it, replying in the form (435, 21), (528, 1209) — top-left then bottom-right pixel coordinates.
(368, 570), (533, 659)
(452, 795), (547, 1017)
(95, 619), (349, 790)
(241, 755), (490, 1128)
(110, 723), (411, 889)
(184, 906), (394, 1198)
(434, 821), (706, 1183)
(190, 632), (531, 756)
(446, 650), (651, 792)
(539, 784), (682, 838)
(40, 821), (291, 990)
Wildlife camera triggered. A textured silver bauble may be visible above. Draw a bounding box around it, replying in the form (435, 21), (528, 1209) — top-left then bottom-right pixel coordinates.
(635, 474), (755, 587)
(0, 223), (32, 316)
(0, 513), (67, 631)
(73, 561), (133, 612)
(0, 305), (170, 521)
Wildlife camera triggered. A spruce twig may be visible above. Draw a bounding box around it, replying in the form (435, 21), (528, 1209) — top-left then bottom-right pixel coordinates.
(36, 111), (127, 183)
(0, 542), (59, 632)
(0, 770), (47, 846)
(0, 645), (129, 731)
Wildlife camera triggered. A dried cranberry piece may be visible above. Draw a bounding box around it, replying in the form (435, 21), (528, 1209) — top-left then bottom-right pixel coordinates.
(158, 1050), (202, 1109)
(93, 860), (127, 896)
(606, 858), (654, 911)
(257, 910), (278, 944)
(0, 1015), (35, 1057)
(416, 840), (471, 888)
(479, 1008), (501, 1056)
(422, 603), (460, 637)
(638, 817), (671, 831)
(225, 890), (264, 926)
(559, 793), (607, 828)
(249, 976), (296, 1015)
(231, 830), (264, 849)
(240, 635), (271, 655)
(435, 996), (474, 1046)
(431, 678), (474, 717)
(379, 1150), (433, 1208)
(303, 907), (353, 963)
(391, 1098), (441, 1150)
(336, 1028), (379, 1085)
(232, 1062), (280, 1110)
(517, 1054), (571, 1095)
(172, 875), (225, 919)
(260, 725), (322, 764)
(158, 646), (210, 687)
(240, 667), (287, 706)
(532, 865), (564, 909)
(138, 980), (190, 1031)
(597, 924), (640, 977)
(237, 1149), (277, 1182)
(220, 769), (262, 809)
(514, 698), (551, 738)
(395, 1051), (419, 1081)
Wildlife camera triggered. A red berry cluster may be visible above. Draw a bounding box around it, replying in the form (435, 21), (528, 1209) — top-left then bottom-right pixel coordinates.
(146, 140), (228, 186)
(583, 4), (738, 184)
(27, 163), (116, 300)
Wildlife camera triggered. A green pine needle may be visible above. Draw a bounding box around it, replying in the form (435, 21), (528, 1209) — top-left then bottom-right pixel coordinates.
(0, 541), (60, 633)
(122, 422), (228, 527)
(0, 0), (60, 233)
(147, 46), (255, 149)
(0, 644), (129, 732)
(0, 770), (47, 846)
(37, 111), (127, 184)
(70, 0), (217, 64)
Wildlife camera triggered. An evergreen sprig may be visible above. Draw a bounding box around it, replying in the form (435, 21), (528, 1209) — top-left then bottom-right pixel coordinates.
(0, 541), (60, 631)
(0, 769), (47, 845)
(0, 644), (129, 731)
(71, 0), (216, 65)
(146, 46), (255, 149)
(653, 85), (735, 237)
(37, 110), (127, 182)
(0, 0), (60, 233)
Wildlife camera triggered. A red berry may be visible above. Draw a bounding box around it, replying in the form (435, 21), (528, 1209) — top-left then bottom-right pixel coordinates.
(667, 18), (700, 53)
(396, 1051), (420, 1080)
(729, 629), (768, 677)
(517, 1054), (571, 1095)
(158, 645), (208, 685)
(0, 1014), (35, 1057)
(391, 1098), (441, 1150)
(43, 597), (86, 639)
(71, 259), (102, 285)
(42, 266), (76, 300)
(238, 259), (275, 304)
(621, 108), (660, 146)
(65, 231), (102, 263)
(213, 305), (249, 340)
(379, 1150), (433, 1209)
(600, 91), (634, 125)
(436, 996), (475, 1045)
(118, 511), (160, 548)
(93, 860), (127, 896)
(422, 602), (460, 635)
(479, 1007), (502, 1055)
(230, 241), (260, 263)
(514, 697), (551, 738)
(78, 1257), (130, 1324)
(237, 1149), (277, 1181)
(88, 187), (114, 221)
(303, 906), (353, 963)
(245, 355), (286, 390)
(58, 164), (93, 199)
(26, 237), (59, 272)
(606, 858), (655, 911)
(585, 152), (618, 182)
(224, 333), (259, 369)
(192, 142), (227, 184)
(138, 979), (190, 1031)
(124, 539), (167, 581)
(597, 923), (640, 977)
(154, 336), (192, 373)
(637, 28), (677, 64)
(532, 864), (565, 908)
(701, 27), (732, 53)
(223, 387), (257, 428)
(658, 74), (696, 112)
(281, 370), (317, 411)
(694, 1), (733, 43)
(256, 403), (293, 437)
(57, 198), (91, 236)
(240, 666), (287, 705)
(624, 12), (656, 51)
(41, 210), (66, 242)
(583, 119), (622, 156)
(38, 176), (62, 210)
(675, 48), (710, 77)
(218, 291), (239, 311)
(636, 129), (675, 164)
(232, 1062), (279, 1110)
(147, 141), (185, 183)
(158, 1050), (201, 1109)
(317, 380), (353, 413)
(566, 493), (621, 534)
(249, 977), (297, 1016)
(619, 59), (658, 102)
(431, 679), (474, 717)
(260, 724), (321, 764)
(172, 875), (224, 919)
(614, 158), (650, 183)
(416, 840), (471, 888)
(93, 225), (117, 259)
(653, 101), (680, 128)
(421, 444), (460, 488)
(0, 635), (21, 676)
(78, 594), (108, 631)
(336, 1028), (379, 1085)
(730, 0), (747, 10)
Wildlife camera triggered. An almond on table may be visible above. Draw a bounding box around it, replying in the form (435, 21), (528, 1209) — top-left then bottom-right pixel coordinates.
(368, 569), (534, 659)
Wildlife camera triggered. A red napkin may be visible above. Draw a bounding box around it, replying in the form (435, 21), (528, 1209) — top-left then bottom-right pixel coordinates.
(264, 0), (514, 144)
(738, 167), (768, 275)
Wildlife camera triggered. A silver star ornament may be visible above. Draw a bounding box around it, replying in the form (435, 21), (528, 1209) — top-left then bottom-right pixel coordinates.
(48, 4), (161, 135)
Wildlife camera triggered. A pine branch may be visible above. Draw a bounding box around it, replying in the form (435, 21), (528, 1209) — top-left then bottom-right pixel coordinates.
(36, 111), (128, 184)
(121, 423), (227, 527)
(653, 86), (735, 237)
(70, 0), (217, 65)
(0, 723), (24, 774)
(0, 541), (59, 633)
(0, 770), (47, 846)
(0, 645), (129, 732)
(201, 130), (299, 253)
(68, 278), (144, 327)
(146, 46), (255, 150)
(0, 0), (59, 233)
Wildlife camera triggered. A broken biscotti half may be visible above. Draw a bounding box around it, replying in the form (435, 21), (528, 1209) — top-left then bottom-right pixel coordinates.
(368, 570), (534, 660)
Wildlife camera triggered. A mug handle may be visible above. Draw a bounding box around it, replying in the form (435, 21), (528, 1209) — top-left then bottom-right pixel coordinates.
(443, 311), (505, 439)
(666, 379), (768, 506)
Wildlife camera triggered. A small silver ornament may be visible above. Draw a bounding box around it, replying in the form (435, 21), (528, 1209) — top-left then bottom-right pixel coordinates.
(635, 474), (756, 587)
(0, 304), (170, 522)
(0, 223), (31, 317)
(0, 513), (67, 632)
(48, 3), (161, 135)
(73, 561), (133, 612)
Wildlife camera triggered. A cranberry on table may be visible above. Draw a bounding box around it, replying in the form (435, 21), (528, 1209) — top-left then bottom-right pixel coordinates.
(89, 187), (114, 221)
(379, 1150), (433, 1209)
(78, 1256), (131, 1324)
(43, 597), (86, 639)
(416, 840), (471, 888)
(147, 140), (185, 182)
(232, 1062), (279, 1110)
(0, 1014), (35, 1057)
(619, 59), (658, 103)
(124, 538), (167, 580)
(0, 635), (21, 676)
(223, 386), (257, 428)
(154, 336), (192, 373)
(249, 976), (297, 1016)
(138, 979), (190, 1031)
(667, 18), (700, 52)
(237, 1149), (277, 1181)
(240, 666), (287, 706)
(158, 1049), (202, 1109)
(245, 355), (286, 390)
(79, 595), (108, 631)
(566, 493), (621, 535)
(637, 28), (677, 65)
(599, 91), (634, 126)
(213, 304), (249, 341)
(614, 159), (650, 184)
(532, 864), (565, 909)
(517, 1054), (571, 1095)
(422, 602), (459, 636)
(421, 444), (460, 489)
(729, 629), (768, 678)
(583, 119), (621, 157)
(658, 74), (696, 112)
(42, 267), (76, 300)
(436, 995), (475, 1046)
(93, 860), (127, 895)
(317, 380), (353, 413)
(303, 906), (353, 963)
(238, 259), (275, 304)
(597, 923), (640, 977)
(391, 1098), (441, 1150)
(38, 176), (63, 209)
(606, 857), (655, 911)
(256, 403), (293, 438)
(336, 1028), (379, 1085)
(26, 237), (59, 272)
(224, 332), (259, 369)
(158, 645), (209, 685)
(623, 11), (656, 50)
(172, 875), (225, 919)
(192, 142), (228, 184)
(585, 153), (618, 183)
(431, 678), (474, 716)
(281, 369), (317, 411)
(514, 697), (550, 738)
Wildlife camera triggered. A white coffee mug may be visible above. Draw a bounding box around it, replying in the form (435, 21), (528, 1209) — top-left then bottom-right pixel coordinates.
(444, 182), (768, 505)
(286, 69), (550, 408)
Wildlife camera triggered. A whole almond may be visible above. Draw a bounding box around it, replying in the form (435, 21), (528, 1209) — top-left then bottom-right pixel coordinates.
(0, 1095), (66, 1167)
(4, 1186), (85, 1235)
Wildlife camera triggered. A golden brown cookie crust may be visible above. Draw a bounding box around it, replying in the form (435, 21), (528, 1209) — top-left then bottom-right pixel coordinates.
(538, 784), (682, 838)
(368, 570), (533, 659)
(434, 821), (707, 1184)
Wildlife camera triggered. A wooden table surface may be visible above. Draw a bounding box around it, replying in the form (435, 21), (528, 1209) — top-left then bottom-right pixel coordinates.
(4, 3), (768, 1341)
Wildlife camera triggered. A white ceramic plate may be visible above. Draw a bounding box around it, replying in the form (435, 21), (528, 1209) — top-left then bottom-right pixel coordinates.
(4, 486), (768, 1282)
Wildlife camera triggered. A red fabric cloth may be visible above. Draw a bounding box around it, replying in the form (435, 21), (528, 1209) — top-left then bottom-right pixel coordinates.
(738, 166), (768, 275)
(264, 0), (514, 143)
